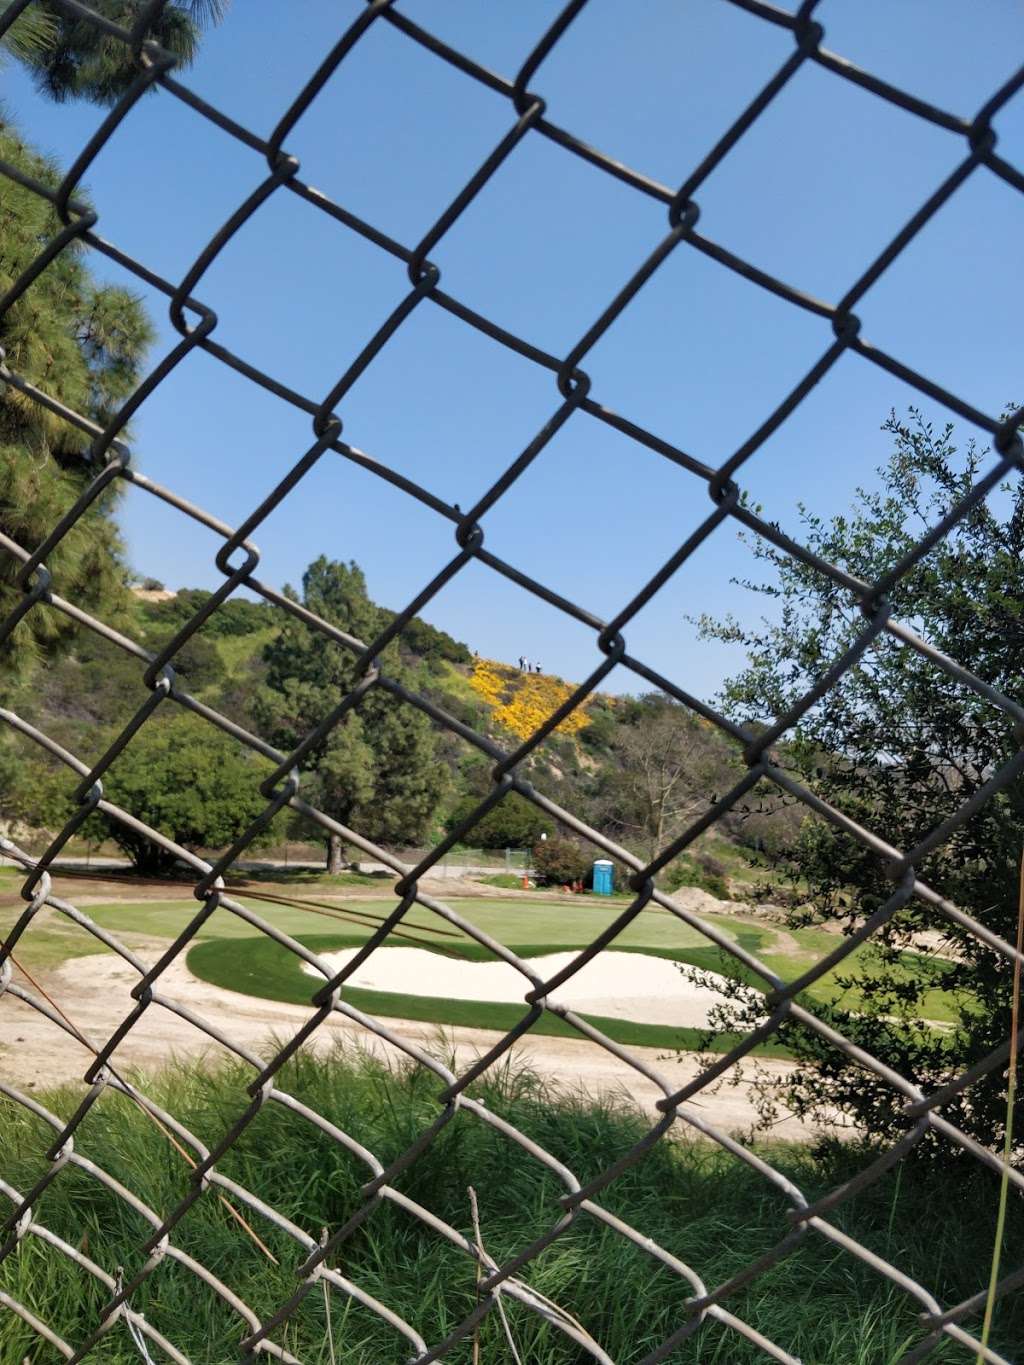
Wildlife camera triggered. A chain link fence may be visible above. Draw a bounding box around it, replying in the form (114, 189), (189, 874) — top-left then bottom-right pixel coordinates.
(390, 849), (532, 878)
(1, 0), (1024, 1360)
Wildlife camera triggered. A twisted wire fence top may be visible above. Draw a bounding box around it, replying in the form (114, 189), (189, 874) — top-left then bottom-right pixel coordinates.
(1, 1), (1024, 1361)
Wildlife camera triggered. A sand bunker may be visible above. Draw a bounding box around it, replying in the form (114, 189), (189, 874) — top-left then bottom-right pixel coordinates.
(305, 948), (752, 1029)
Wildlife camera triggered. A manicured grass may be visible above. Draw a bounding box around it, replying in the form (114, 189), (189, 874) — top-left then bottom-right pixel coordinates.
(79, 895), (779, 955)
(185, 921), (955, 1055)
(0, 910), (111, 972)
(186, 932), (779, 1056)
(1, 1049), (1018, 1362)
(5, 889), (959, 1025)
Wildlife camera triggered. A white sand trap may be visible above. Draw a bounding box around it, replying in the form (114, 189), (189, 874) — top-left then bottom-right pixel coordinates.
(304, 948), (753, 1029)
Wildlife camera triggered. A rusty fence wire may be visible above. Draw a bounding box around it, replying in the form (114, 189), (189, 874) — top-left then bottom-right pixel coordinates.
(2, 0), (1024, 1361)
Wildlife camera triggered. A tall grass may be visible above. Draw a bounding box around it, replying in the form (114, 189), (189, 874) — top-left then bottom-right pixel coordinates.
(1, 1048), (1019, 1363)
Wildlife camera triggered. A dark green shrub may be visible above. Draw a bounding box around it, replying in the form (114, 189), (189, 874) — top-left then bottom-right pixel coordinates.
(138, 588), (271, 638)
(533, 835), (589, 886)
(449, 792), (554, 849)
(390, 612), (471, 664)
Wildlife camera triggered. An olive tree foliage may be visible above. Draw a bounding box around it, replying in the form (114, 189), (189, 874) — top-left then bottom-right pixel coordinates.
(698, 408), (1024, 1157)
(257, 558), (447, 873)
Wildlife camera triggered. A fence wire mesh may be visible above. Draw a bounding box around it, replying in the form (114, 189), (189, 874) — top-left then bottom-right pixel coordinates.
(1, 0), (1024, 1361)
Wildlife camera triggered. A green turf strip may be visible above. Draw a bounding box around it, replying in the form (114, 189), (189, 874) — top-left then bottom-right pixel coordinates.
(187, 932), (794, 1057)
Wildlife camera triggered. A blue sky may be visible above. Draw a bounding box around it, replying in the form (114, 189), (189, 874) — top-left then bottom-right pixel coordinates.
(5, 0), (1023, 697)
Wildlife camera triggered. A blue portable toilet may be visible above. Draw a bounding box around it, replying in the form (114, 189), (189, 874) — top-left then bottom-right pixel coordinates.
(592, 859), (614, 896)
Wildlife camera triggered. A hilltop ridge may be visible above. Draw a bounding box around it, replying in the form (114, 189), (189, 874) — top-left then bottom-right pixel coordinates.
(466, 657), (598, 741)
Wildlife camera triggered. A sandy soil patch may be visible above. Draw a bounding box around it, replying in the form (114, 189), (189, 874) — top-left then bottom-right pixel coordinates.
(0, 951), (828, 1138)
(304, 947), (753, 1029)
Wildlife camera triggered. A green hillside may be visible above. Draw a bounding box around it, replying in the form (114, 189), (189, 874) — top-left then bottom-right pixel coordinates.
(0, 573), (774, 899)
(138, 585), (761, 864)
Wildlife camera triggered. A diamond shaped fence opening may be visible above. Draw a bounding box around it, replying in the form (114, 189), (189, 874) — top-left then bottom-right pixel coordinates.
(1, 2), (1024, 1362)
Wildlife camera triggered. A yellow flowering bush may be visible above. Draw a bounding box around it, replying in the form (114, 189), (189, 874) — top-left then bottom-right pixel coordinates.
(469, 659), (591, 741)
(468, 659), (507, 709)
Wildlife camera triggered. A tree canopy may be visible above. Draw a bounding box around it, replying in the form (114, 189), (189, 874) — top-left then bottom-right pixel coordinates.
(257, 558), (447, 871)
(586, 695), (726, 862)
(98, 709), (267, 874)
(699, 407), (1024, 1155)
(6, 1), (226, 105)
(0, 118), (155, 684)
(446, 790), (553, 850)
(0, 1), (233, 687)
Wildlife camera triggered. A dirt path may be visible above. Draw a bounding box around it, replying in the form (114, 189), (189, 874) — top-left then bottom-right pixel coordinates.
(1, 950), (825, 1140)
